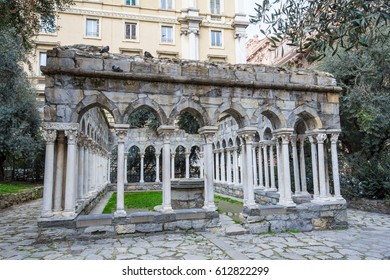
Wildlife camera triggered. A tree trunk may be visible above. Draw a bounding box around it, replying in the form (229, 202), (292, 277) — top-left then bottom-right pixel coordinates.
(0, 153), (6, 181)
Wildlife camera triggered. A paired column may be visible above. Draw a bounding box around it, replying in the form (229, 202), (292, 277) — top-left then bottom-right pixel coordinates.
(330, 132), (343, 200)
(262, 142), (270, 189)
(53, 133), (65, 212)
(278, 132), (295, 206)
(290, 135), (301, 194)
(308, 135), (320, 199)
(41, 129), (57, 217)
(199, 127), (218, 211)
(114, 124), (129, 217)
(299, 136), (309, 195)
(63, 129), (78, 216)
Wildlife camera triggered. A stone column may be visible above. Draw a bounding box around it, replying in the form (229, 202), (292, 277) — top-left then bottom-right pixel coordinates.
(275, 137), (283, 195)
(114, 124), (129, 217)
(258, 143), (264, 188)
(215, 149), (220, 182)
(252, 147), (257, 187)
(262, 142), (269, 189)
(238, 128), (257, 208)
(330, 132), (343, 200)
(139, 152), (145, 183)
(77, 138), (84, 200)
(107, 153), (111, 184)
(92, 144), (97, 190)
(232, 148), (238, 184)
(299, 136), (309, 195)
(171, 152), (175, 179)
(200, 151), (204, 178)
(53, 132), (65, 212)
(83, 139), (90, 196)
(316, 133), (328, 200)
(279, 133), (295, 206)
(308, 135), (320, 199)
(226, 148), (232, 184)
(41, 129), (57, 217)
(88, 142), (95, 192)
(220, 148), (226, 183)
(291, 135), (301, 194)
(124, 152), (128, 184)
(64, 128), (78, 217)
(185, 152), (190, 179)
(199, 126), (218, 211)
(158, 126), (175, 212)
(155, 152), (161, 182)
(269, 140), (276, 191)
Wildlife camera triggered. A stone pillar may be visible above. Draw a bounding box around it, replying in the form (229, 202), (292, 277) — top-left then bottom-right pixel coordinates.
(262, 142), (269, 189)
(41, 129), (57, 217)
(83, 140), (90, 196)
(64, 128), (78, 216)
(92, 144), (97, 190)
(158, 126), (175, 212)
(107, 153), (111, 184)
(299, 136), (309, 195)
(308, 136), (320, 199)
(269, 140), (276, 191)
(155, 152), (161, 182)
(199, 126), (218, 211)
(252, 147), (257, 187)
(232, 148), (238, 184)
(124, 152), (128, 184)
(171, 152), (175, 179)
(238, 128), (257, 208)
(279, 133), (295, 206)
(275, 137), (283, 194)
(324, 144), (331, 196)
(291, 135), (301, 194)
(53, 132), (65, 212)
(226, 148), (232, 184)
(77, 138), (84, 200)
(199, 151), (204, 178)
(88, 142), (94, 192)
(215, 149), (220, 182)
(316, 133), (328, 200)
(114, 124), (129, 217)
(185, 152), (190, 179)
(330, 132), (343, 200)
(139, 152), (145, 183)
(220, 148), (226, 182)
(258, 143), (264, 188)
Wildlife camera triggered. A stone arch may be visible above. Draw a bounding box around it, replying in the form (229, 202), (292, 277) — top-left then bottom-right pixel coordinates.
(254, 104), (287, 129)
(288, 105), (323, 131)
(123, 97), (168, 125)
(73, 96), (120, 124)
(228, 138), (234, 147)
(168, 99), (209, 127)
(213, 103), (249, 128)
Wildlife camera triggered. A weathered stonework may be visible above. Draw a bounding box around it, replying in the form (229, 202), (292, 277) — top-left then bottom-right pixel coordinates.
(0, 187), (43, 209)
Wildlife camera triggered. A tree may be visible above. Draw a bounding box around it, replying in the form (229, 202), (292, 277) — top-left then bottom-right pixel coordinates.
(0, 32), (43, 181)
(251, 0), (389, 60)
(0, 0), (74, 52)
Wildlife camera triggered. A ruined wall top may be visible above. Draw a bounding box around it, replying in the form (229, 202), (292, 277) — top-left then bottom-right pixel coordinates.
(43, 45), (341, 93)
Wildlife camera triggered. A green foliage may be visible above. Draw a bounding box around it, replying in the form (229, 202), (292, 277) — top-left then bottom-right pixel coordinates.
(251, 0), (390, 60)
(214, 194), (243, 205)
(128, 108), (159, 131)
(102, 191), (162, 214)
(178, 111), (200, 134)
(0, 182), (38, 194)
(0, 0), (74, 52)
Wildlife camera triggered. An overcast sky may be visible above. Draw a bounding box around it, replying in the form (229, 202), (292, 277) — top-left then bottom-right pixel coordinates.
(245, 0), (262, 39)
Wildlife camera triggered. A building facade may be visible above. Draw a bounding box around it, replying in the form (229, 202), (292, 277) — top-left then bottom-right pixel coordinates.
(30, 0), (249, 115)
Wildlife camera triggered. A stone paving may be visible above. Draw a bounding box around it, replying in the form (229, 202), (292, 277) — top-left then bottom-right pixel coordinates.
(0, 199), (389, 260)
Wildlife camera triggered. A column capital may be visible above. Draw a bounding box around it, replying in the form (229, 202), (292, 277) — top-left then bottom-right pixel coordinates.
(198, 126), (218, 143)
(155, 152), (161, 157)
(290, 134), (298, 146)
(308, 135), (317, 144)
(298, 134), (306, 142)
(330, 133), (339, 144)
(139, 152), (145, 158)
(114, 124), (129, 143)
(65, 129), (78, 145)
(238, 127), (257, 143)
(185, 152), (191, 157)
(43, 129), (57, 144)
(316, 133), (328, 144)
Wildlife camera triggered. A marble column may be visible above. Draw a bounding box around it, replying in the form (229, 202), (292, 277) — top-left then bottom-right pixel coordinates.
(280, 133), (295, 206)
(53, 133), (65, 212)
(275, 137), (283, 196)
(171, 152), (175, 179)
(114, 125), (129, 217)
(232, 148), (238, 184)
(263, 142), (269, 189)
(215, 150), (220, 182)
(139, 152), (145, 183)
(252, 147), (257, 187)
(308, 136), (320, 199)
(107, 153), (111, 184)
(77, 138), (84, 200)
(316, 133), (328, 200)
(155, 153), (161, 183)
(158, 126), (175, 212)
(269, 140), (277, 191)
(185, 152), (190, 179)
(291, 135), (301, 194)
(226, 148), (232, 184)
(258, 143), (264, 188)
(220, 148), (226, 183)
(83, 139), (90, 196)
(199, 126), (218, 211)
(88, 142), (94, 192)
(330, 133), (343, 200)
(64, 129), (78, 216)
(124, 152), (128, 184)
(299, 136), (309, 195)
(41, 129), (57, 217)
(200, 152), (204, 178)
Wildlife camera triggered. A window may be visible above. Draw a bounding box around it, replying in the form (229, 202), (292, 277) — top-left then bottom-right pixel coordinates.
(39, 52), (47, 76)
(161, 26), (173, 43)
(125, 22), (137, 40)
(86, 18), (99, 37)
(211, 30), (222, 47)
(40, 15), (56, 34)
(161, 0), (173, 10)
(125, 0), (136, 6)
(210, 0), (221, 14)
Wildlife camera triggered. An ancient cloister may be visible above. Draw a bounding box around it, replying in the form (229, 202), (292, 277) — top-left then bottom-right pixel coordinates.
(38, 46), (347, 239)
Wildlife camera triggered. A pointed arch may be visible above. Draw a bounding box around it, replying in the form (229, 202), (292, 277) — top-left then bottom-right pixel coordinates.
(213, 103), (250, 128)
(254, 104), (287, 129)
(123, 97), (167, 125)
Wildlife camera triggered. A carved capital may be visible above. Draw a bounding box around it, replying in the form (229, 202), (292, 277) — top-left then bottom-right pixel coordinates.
(331, 133), (339, 144)
(280, 134), (290, 145)
(308, 135), (316, 144)
(290, 134), (298, 147)
(43, 129), (57, 144)
(316, 133), (328, 144)
(115, 129), (128, 143)
(65, 129), (78, 145)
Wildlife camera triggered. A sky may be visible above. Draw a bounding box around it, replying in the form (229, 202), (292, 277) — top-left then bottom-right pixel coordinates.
(245, 0), (261, 39)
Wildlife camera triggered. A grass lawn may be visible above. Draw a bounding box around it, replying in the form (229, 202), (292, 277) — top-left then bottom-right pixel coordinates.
(102, 191), (162, 214)
(214, 194), (243, 206)
(0, 182), (39, 195)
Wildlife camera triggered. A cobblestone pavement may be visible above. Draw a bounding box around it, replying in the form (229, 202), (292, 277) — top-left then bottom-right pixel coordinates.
(0, 199), (389, 260)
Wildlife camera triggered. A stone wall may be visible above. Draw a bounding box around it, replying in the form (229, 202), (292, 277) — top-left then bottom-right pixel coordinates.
(347, 198), (390, 215)
(0, 187), (43, 209)
(241, 202), (348, 234)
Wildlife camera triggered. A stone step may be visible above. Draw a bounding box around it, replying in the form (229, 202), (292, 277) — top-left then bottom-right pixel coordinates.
(225, 226), (246, 236)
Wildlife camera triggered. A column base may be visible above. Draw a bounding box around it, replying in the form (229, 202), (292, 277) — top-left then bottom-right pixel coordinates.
(40, 211), (54, 218)
(278, 200), (296, 207)
(155, 180), (160, 183)
(203, 204), (217, 212)
(244, 201), (257, 209)
(114, 210), (127, 217)
(155, 205), (173, 213)
(268, 187), (278, 192)
(62, 211), (77, 219)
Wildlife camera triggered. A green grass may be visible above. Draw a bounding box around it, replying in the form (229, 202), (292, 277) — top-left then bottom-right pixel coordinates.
(102, 191), (162, 214)
(0, 183), (38, 195)
(214, 194), (243, 205)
